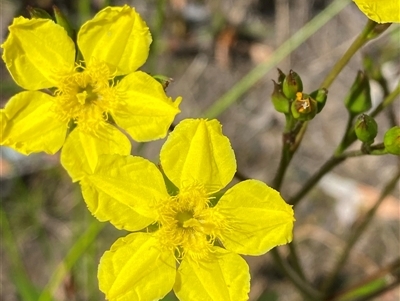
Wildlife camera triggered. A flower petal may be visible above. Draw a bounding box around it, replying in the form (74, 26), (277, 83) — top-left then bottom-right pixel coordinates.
(1, 17), (75, 90)
(353, 0), (400, 23)
(78, 5), (152, 75)
(174, 248), (250, 301)
(112, 71), (181, 141)
(80, 154), (167, 231)
(215, 180), (295, 255)
(60, 125), (131, 182)
(99, 233), (176, 300)
(160, 119), (236, 193)
(1, 91), (67, 155)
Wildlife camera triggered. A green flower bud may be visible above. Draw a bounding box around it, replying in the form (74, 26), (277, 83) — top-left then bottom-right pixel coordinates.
(282, 70), (303, 100)
(291, 92), (317, 121)
(310, 88), (328, 113)
(153, 74), (173, 90)
(53, 5), (75, 39)
(344, 71), (372, 115)
(355, 114), (378, 144)
(27, 6), (53, 20)
(384, 126), (400, 155)
(271, 80), (290, 113)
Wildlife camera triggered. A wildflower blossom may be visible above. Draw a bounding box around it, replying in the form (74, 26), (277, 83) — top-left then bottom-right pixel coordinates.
(1, 6), (181, 181)
(353, 0), (400, 23)
(80, 119), (295, 300)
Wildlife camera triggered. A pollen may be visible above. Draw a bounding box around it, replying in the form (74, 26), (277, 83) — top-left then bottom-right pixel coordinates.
(157, 184), (227, 261)
(53, 60), (118, 133)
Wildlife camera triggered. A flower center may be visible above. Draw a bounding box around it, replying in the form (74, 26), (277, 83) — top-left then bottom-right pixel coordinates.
(157, 184), (225, 261)
(53, 60), (117, 133)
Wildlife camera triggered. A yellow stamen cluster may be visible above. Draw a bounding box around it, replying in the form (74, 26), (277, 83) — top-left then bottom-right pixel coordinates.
(156, 184), (226, 261)
(53, 60), (117, 133)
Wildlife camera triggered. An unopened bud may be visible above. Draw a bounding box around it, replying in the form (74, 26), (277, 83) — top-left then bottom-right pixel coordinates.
(271, 80), (290, 113)
(282, 70), (303, 100)
(310, 88), (328, 113)
(345, 71), (372, 115)
(384, 126), (400, 155)
(53, 5), (75, 39)
(27, 6), (53, 19)
(291, 92), (317, 121)
(355, 114), (378, 144)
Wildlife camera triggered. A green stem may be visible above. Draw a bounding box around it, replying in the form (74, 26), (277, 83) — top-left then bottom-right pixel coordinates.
(321, 169), (400, 295)
(370, 81), (400, 118)
(335, 113), (355, 155)
(319, 19), (377, 89)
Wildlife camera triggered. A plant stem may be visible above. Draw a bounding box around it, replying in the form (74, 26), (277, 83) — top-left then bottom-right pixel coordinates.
(319, 19), (377, 89)
(321, 169), (400, 295)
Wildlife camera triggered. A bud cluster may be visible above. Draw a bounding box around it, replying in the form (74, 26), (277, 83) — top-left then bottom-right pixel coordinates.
(271, 69), (327, 121)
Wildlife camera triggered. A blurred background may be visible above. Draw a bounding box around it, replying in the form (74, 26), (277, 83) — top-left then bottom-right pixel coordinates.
(1, 0), (399, 300)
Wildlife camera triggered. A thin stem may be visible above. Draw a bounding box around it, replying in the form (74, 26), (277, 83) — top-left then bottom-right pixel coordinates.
(370, 81), (400, 118)
(319, 19), (377, 89)
(334, 113), (355, 156)
(321, 169), (400, 295)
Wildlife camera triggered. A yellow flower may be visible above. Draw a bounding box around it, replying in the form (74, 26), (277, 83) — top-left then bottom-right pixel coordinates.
(353, 0), (400, 23)
(1, 5), (181, 180)
(80, 119), (295, 301)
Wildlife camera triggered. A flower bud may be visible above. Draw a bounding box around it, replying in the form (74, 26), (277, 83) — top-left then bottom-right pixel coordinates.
(271, 80), (290, 113)
(344, 71), (372, 115)
(53, 5), (75, 39)
(310, 88), (328, 113)
(384, 126), (400, 155)
(27, 6), (53, 19)
(291, 92), (317, 121)
(282, 70), (303, 100)
(355, 114), (378, 144)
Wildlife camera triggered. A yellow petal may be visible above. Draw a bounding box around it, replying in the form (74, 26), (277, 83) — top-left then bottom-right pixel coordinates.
(174, 247), (250, 301)
(160, 119), (236, 193)
(1, 17), (75, 90)
(112, 71), (181, 141)
(215, 180), (295, 255)
(78, 5), (152, 75)
(60, 125), (131, 182)
(353, 0), (400, 23)
(1, 91), (67, 155)
(99, 233), (176, 300)
(80, 154), (167, 231)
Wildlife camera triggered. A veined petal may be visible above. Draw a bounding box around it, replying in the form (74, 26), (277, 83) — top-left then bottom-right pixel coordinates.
(80, 154), (168, 231)
(99, 233), (176, 301)
(78, 5), (152, 75)
(60, 124), (131, 182)
(1, 91), (67, 155)
(112, 71), (181, 141)
(160, 119), (236, 193)
(1, 17), (75, 90)
(353, 0), (400, 23)
(174, 247), (250, 301)
(215, 180), (295, 255)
